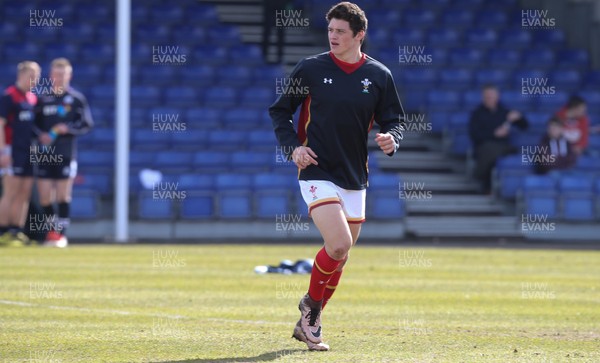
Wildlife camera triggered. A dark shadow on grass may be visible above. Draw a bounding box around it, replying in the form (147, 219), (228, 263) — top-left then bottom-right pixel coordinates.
(153, 349), (307, 363)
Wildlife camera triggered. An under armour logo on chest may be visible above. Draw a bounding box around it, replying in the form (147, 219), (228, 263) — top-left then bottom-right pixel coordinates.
(323, 78), (332, 84)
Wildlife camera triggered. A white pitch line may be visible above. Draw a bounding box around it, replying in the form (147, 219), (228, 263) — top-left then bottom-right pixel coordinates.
(0, 299), (289, 325)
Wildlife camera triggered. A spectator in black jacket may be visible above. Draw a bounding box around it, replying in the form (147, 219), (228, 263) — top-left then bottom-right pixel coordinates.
(468, 84), (528, 193)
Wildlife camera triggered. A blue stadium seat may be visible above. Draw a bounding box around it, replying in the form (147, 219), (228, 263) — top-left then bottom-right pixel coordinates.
(71, 190), (100, 219)
(498, 169), (529, 199)
(205, 87), (237, 108)
(155, 151), (193, 171)
(466, 28), (497, 47)
(449, 131), (472, 156)
(76, 4), (112, 22)
(165, 87), (198, 107)
(96, 24), (115, 42)
(229, 44), (263, 65)
(559, 175), (593, 193)
(537, 91), (569, 110)
(474, 10), (507, 28)
(440, 8), (473, 27)
(186, 4), (219, 24)
(171, 26), (206, 44)
(294, 192), (308, 218)
(474, 69), (509, 88)
(533, 29), (565, 48)
(193, 151), (229, 172)
(500, 90), (535, 111)
(462, 90), (482, 110)
(185, 107), (221, 129)
(439, 69), (473, 89)
(562, 192), (595, 221)
(368, 9), (401, 24)
(255, 191), (291, 218)
(402, 9), (436, 28)
(2, 43), (38, 62)
(180, 65), (214, 86)
(150, 5), (184, 23)
(391, 29), (425, 45)
(427, 90), (461, 111)
(78, 151), (114, 169)
(140, 65), (177, 85)
(230, 151), (272, 172)
(556, 49), (589, 68)
(248, 130), (278, 151)
(523, 48), (555, 67)
(208, 130), (246, 150)
(171, 130), (209, 151)
(222, 108), (261, 129)
(549, 70), (582, 92)
(427, 28), (460, 47)
(130, 150), (156, 170)
(208, 25), (240, 45)
(370, 191), (405, 219)
(131, 86), (161, 107)
(499, 28), (532, 48)
(512, 69), (547, 90)
(575, 157), (600, 172)
(135, 24), (170, 43)
(81, 44), (114, 63)
(524, 191), (558, 218)
(180, 192), (214, 219)
(369, 174), (401, 192)
(193, 46), (229, 65)
(74, 64), (102, 84)
(138, 191), (174, 220)
(178, 173), (215, 191)
(253, 65), (286, 86)
(75, 172), (112, 196)
(240, 87), (275, 108)
(216, 65), (252, 87)
(253, 173), (295, 190)
(368, 28), (390, 44)
(215, 173), (252, 191)
(449, 48), (483, 68)
(399, 68), (437, 89)
(90, 85), (114, 107)
(92, 128), (115, 149)
(131, 130), (170, 151)
(427, 111), (449, 133)
(45, 43), (79, 61)
(217, 192), (252, 219)
(522, 175), (556, 193)
(487, 48), (521, 68)
(60, 24), (94, 42)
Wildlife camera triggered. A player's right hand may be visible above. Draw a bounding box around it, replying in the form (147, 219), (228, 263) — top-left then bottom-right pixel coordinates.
(292, 146), (318, 169)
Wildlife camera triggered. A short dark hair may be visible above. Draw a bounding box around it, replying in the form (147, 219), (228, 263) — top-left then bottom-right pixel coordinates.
(481, 83), (497, 91)
(326, 2), (367, 37)
(547, 116), (563, 127)
(566, 95), (586, 109)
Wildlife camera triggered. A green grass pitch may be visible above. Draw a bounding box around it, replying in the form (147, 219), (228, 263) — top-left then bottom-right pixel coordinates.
(0, 244), (599, 362)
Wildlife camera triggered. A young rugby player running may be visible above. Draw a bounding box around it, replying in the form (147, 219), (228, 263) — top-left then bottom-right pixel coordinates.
(269, 2), (404, 351)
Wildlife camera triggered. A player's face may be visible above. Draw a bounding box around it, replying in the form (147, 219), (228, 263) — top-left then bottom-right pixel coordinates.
(328, 18), (364, 57)
(19, 69), (40, 89)
(548, 123), (563, 139)
(50, 67), (72, 89)
(482, 88), (499, 109)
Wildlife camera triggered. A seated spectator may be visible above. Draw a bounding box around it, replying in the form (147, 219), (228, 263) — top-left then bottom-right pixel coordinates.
(554, 95), (589, 155)
(534, 117), (577, 174)
(468, 84), (529, 193)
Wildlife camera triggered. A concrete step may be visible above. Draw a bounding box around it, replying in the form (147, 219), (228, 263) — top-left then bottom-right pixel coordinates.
(405, 216), (522, 238)
(376, 152), (466, 173)
(405, 195), (506, 215)
(398, 172), (479, 193)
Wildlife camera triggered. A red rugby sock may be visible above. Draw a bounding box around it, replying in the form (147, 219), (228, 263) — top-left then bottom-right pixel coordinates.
(322, 269), (343, 309)
(307, 247), (342, 302)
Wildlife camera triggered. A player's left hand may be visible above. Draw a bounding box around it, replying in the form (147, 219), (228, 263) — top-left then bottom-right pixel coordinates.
(375, 133), (396, 154)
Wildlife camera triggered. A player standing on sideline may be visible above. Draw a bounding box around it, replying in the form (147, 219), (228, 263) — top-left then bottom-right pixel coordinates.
(0, 61), (41, 247)
(269, 2), (404, 351)
(34, 58), (93, 248)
